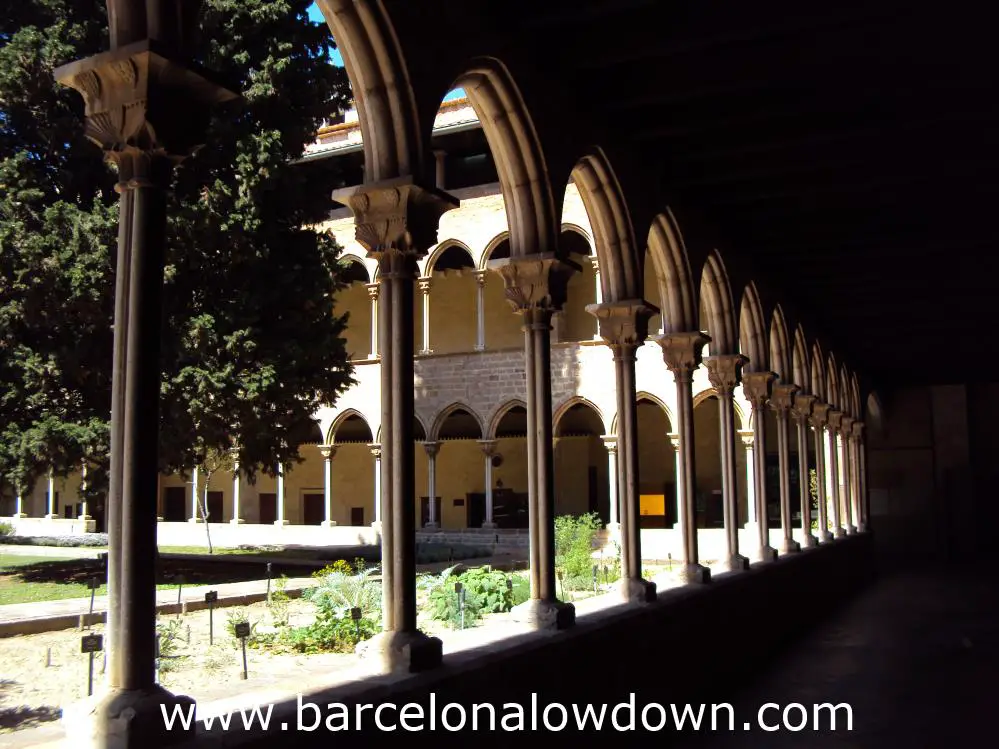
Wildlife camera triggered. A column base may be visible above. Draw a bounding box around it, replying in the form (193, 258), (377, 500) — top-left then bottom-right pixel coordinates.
(418, 349), (433, 357)
(856, 522), (867, 533)
(321, 520), (338, 528)
(77, 514), (93, 521)
(818, 529), (834, 543)
(833, 527), (846, 539)
(370, 520), (382, 532)
(757, 546), (779, 563)
(800, 534), (819, 549)
(619, 577), (657, 603)
(11, 513), (26, 519)
(480, 521), (497, 529)
(676, 563), (711, 584)
(423, 522), (440, 530)
(44, 514), (58, 520)
(355, 629), (442, 674)
(846, 524), (858, 535)
(187, 517), (200, 524)
(61, 685), (195, 748)
(722, 554), (751, 572)
(229, 518), (245, 525)
(473, 344), (486, 352)
(511, 598), (576, 630)
(273, 520), (289, 527)
(780, 538), (802, 554)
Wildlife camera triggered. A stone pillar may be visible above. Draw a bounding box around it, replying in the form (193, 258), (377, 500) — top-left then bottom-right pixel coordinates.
(601, 436), (619, 531)
(739, 430), (757, 527)
(369, 443), (382, 526)
(189, 466), (200, 523)
(590, 257), (603, 340)
(366, 283), (380, 359)
(658, 331), (712, 583)
(853, 421), (868, 531)
(589, 300), (658, 602)
(742, 371), (779, 562)
(319, 445), (337, 527)
(334, 179), (457, 670)
(14, 492), (25, 518)
(230, 453), (244, 525)
(792, 394), (818, 547)
(275, 465), (287, 526)
(423, 442), (440, 529)
(827, 410), (845, 538)
(473, 270), (487, 351)
(669, 433), (683, 531)
(478, 440), (498, 528)
(54, 21), (236, 741)
(770, 383), (801, 554)
(704, 354), (751, 572)
(434, 149), (447, 190)
(45, 468), (57, 519)
(840, 416), (857, 533)
(810, 402), (833, 542)
(79, 463), (92, 521)
(418, 276), (433, 355)
(492, 253), (579, 628)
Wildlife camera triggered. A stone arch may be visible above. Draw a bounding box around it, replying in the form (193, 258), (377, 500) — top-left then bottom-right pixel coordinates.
(480, 232), (511, 268)
(327, 409), (375, 444)
(553, 396), (608, 435)
(647, 209), (697, 333)
(739, 282), (769, 372)
(443, 58), (558, 258)
(698, 250), (737, 355)
(693, 387), (718, 409)
(839, 364), (852, 416)
(793, 325), (810, 391)
(430, 402), (485, 441)
(314, 0), (423, 182)
(811, 341), (827, 402)
(570, 148), (642, 302)
(851, 374), (862, 420)
(826, 354), (841, 409)
(426, 240), (475, 273)
(769, 305), (792, 383)
(560, 223), (593, 250)
(487, 399), (528, 439)
(339, 254), (371, 283)
(618, 391), (675, 433)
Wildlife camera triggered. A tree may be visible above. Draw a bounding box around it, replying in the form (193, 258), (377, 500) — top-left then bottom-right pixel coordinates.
(0, 1), (355, 508)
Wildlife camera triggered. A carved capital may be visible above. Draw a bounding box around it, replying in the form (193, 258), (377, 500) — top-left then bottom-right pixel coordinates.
(742, 371), (777, 408)
(792, 393), (818, 424)
(589, 256), (600, 273)
(332, 178), (459, 267)
(477, 439), (498, 458)
(840, 416), (855, 437)
(587, 299), (657, 350)
(418, 276), (433, 294)
(703, 354), (749, 396)
(318, 444), (337, 460)
(668, 433), (681, 451)
(54, 41), (237, 173)
(656, 331), (711, 382)
(366, 282), (380, 301)
(810, 402), (832, 429)
(852, 421), (866, 442)
(769, 383), (800, 416)
(601, 435), (617, 454)
(473, 269), (487, 288)
(489, 253), (581, 314)
(368, 443), (382, 459)
(738, 429), (755, 448)
(423, 441), (440, 459)
(827, 409), (844, 433)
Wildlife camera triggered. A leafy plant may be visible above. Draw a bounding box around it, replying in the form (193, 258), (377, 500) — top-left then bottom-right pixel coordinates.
(421, 565), (520, 629)
(554, 512), (603, 591)
(156, 617), (187, 674)
(285, 560), (381, 653)
(0, 522), (13, 537)
(267, 575), (291, 628)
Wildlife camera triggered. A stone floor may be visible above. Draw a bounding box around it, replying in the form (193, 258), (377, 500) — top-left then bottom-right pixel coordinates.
(672, 561), (999, 747)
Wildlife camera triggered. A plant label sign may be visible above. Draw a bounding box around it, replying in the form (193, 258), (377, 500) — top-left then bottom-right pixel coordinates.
(234, 621), (251, 639)
(204, 591), (218, 604)
(81, 634), (103, 653)
(87, 577), (101, 590)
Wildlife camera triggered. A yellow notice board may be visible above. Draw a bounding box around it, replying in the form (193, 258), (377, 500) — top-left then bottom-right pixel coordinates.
(640, 494), (665, 516)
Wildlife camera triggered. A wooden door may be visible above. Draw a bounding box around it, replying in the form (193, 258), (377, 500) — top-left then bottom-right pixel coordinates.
(350, 506), (365, 526)
(163, 487), (186, 522)
(303, 493), (325, 525)
(259, 493), (277, 524)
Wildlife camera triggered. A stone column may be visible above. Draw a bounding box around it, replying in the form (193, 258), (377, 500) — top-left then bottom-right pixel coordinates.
(590, 257), (603, 340)
(79, 463), (92, 521)
(45, 468), (57, 519)
(275, 465), (287, 526)
(853, 421), (868, 531)
(423, 442), (440, 529)
(742, 371), (779, 562)
(189, 466), (200, 523)
(54, 22), (236, 740)
(658, 331), (712, 583)
(230, 452), (243, 525)
(739, 430), (757, 528)
(369, 443), (382, 526)
(14, 492), (25, 518)
(770, 383), (801, 554)
(492, 254), (579, 628)
(366, 283), (380, 359)
(810, 402), (833, 542)
(589, 300), (658, 602)
(473, 270), (487, 351)
(478, 440), (498, 528)
(826, 410), (845, 538)
(334, 179), (457, 670)
(792, 394), (818, 547)
(601, 436), (619, 532)
(704, 354), (751, 571)
(319, 445), (337, 527)
(840, 416), (857, 533)
(669, 433), (683, 531)
(434, 149), (447, 190)
(418, 276), (433, 355)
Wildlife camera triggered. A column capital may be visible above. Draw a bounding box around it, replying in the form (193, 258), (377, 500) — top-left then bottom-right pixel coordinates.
(852, 420), (866, 442)
(367, 442), (382, 459)
(655, 331), (711, 381)
(738, 429), (755, 447)
(366, 282), (380, 301)
(840, 415), (855, 436)
(703, 354), (749, 395)
(827, 409), (845, 433)
(477, 439), (498, 457)
(668, 432), (681, 451)
(422, 441), (440, 458)
(586, 299), (658, 350)
(332, 177), (459, 267)
(600, 434), (618, 453)
(769, 383), (800, 415)
(589, 255), (600, 273)
(742, 370), (777, 408)
(791, 393), (818, 424)
(489, 253), (581, 313)
(318, 444), (337, 460)
(418, 276), (433, 294)
(473, 269), (488, 287)
(810, 401), (832, 429)
(55, 43), (237, 177)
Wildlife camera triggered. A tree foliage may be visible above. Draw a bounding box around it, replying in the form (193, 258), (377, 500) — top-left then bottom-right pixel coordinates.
(0, 0), (355, 502)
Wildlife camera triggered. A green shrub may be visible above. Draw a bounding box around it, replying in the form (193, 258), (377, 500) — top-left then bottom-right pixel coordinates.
(509, 574), (530, 606)
(156, 617), (187, 674)
(287, 561), (381, 653)
(555, 512), (603, 591)
(421, 565), (521, 628)
(0, 533), (108, 547)
(0, 521), (13, 538)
